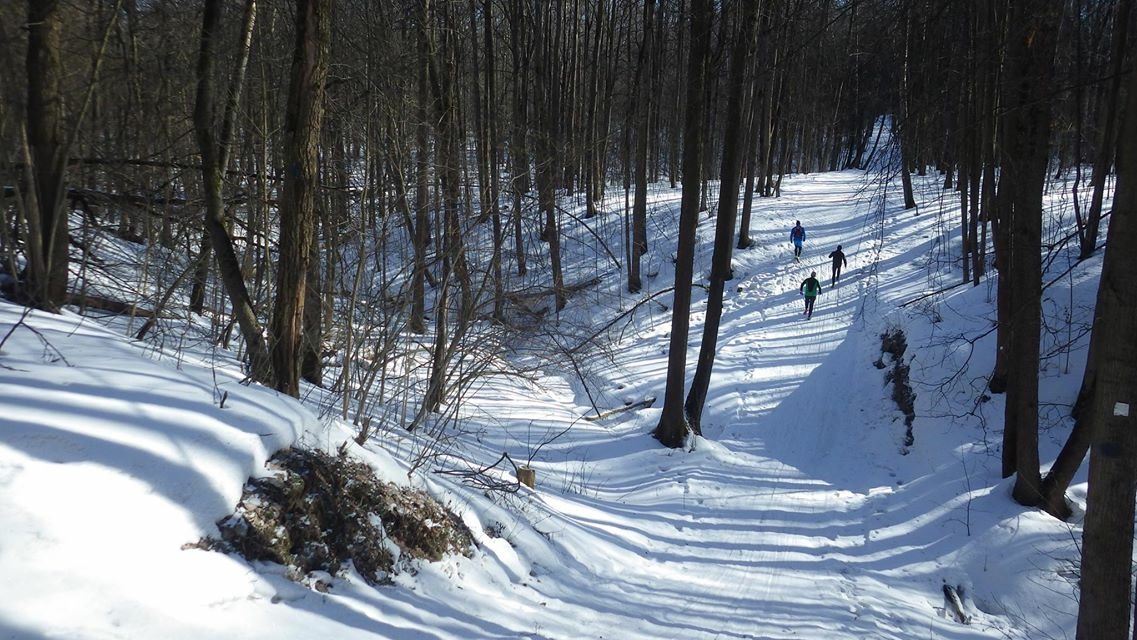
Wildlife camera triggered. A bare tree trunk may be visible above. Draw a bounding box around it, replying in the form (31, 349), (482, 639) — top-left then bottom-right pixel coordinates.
(421, 0), (471, 414)
(193, 0), (270, 381)
(595, 4), (620, 204)
(468, 0), (489, 224)
(1075, 54), (1137, 638)
(632, 0), (655, 279)
(969, 79), (982, 287)
(958, 84), (971, 285)
(508, 0), (529, 276)
(420, 0), (450, 416)
(685, 0), (757, 434)
(24, 0), (68, 311)
(757, 9), (781, 198)
(897, 133), (917, 209)
(484, 0), (505, 322)
(897, 5), (917, 211)
(990, 171), (1012, 399)
(270, 0), (331, 397)
(584, 0), (605, 218)
(976, 0), (996, 286)
(301, 228), (323, 385)
(1080, 0), (1132, 260)
(410, 15), (431, 335)
(653, 0), (712, 449)
(1000, 0), (1060, 506)
(737, 45), (765, 250)
(535, 0), (566, 311)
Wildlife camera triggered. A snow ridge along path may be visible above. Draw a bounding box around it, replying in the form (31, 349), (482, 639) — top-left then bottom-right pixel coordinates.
(0, 170), (1083, 639)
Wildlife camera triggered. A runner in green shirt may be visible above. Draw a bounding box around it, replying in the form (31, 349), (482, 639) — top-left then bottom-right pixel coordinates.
(799, 272), (822, 319)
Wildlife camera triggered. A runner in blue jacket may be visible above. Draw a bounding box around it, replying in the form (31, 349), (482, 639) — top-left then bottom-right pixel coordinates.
(790, 221), (806, 259)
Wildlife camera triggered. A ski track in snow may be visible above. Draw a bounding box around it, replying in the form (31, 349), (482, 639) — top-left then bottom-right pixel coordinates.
(0, 170), (1083, 639)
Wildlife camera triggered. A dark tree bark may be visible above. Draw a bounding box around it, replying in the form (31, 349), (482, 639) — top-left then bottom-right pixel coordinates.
(737, 41), (765, 250)
(301, 227), (323, 386)
(1039, 382), (1092, 520)
(1079, 0), (1131, 260)
(270, 0), (332, 397)
(535, 0), (566, 311)
(976, 0), (996, 287)
(23, 0), (68, 312)
(410, 7), (432, 335)
(468, 0), (490, 224)
(508, 0), (530, 277)
(999, 0), (1060, 505)
(189, 0), (258, 316)
(421, 0), (472, 414)
(667, 0), (686, 190)
(685, 0), (757, 434)
(420, 0), (451, 416)
(192, 0), (271, 382)
(583, 0), (605, 218)
(630, 0), (655, 294)
(484, 0), (505, 322)
(897, 4), (917, 211)
(1075, 53), (1137, 639)
(757, 4), (782, 198)
(956, 57), (972, 286)
(653, 0), (712, 449)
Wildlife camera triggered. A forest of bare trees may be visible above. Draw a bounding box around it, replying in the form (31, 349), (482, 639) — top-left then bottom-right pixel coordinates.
(0, 0), (1134, 636)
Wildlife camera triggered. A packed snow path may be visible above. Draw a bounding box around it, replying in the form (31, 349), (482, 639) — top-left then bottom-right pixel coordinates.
(0, 171), (1079, 639)
(449, 171), (1070, 639)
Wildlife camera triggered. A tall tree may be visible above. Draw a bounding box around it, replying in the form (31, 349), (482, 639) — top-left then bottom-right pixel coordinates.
(192, 0), (271, 381)
(22, 0), (68, 311)
(1078, 0), (1132, 260)
(410, 0), (433, 335)
(270, 0), (332, 396)
(535, 0), (566, 311)
(484, 0), (505, 322)
(1074, 50), (1137, 639)
(653, 0), (712, 449)
(421, 0), (472, 415)
(895, 3), (917, 211)
(998, 0), (1060, 506)
(629, 0), (655, 294)
(685, 0), (758, 434)
(507, 0), (530, 277)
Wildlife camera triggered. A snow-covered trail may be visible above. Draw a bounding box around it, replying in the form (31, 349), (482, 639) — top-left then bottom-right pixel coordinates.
(444, 171), (1019, 639)
(0, 170), (1079, 639)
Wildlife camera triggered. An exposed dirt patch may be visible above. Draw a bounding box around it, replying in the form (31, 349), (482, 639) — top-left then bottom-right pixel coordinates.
(189, 447), (473, 587)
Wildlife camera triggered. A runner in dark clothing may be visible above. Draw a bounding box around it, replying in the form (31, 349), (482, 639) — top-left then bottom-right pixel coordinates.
(828, 245), (847, 286)
(799, 271), (822, 319)
(790, 221), (806, 259)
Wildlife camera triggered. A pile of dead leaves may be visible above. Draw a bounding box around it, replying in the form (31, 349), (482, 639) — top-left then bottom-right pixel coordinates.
(191, 447), (473, 587)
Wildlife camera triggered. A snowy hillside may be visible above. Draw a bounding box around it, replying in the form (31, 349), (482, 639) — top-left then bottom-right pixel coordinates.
(0, 169), (1093, 639)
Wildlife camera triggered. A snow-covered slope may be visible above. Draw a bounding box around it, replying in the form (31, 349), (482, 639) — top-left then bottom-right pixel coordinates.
(0, 169), (1091, 639)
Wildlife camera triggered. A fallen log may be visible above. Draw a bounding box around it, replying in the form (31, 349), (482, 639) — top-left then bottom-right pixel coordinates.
(504, 275), (602, 304)
(583, 396), (656, 422)
(67, 293), (156, 318)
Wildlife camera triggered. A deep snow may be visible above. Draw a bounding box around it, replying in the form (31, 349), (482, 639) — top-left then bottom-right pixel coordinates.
(0, 168), (1096, 639)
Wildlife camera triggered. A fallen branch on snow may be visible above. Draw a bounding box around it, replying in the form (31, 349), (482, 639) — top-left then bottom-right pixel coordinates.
(583, 396), (656, 422)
